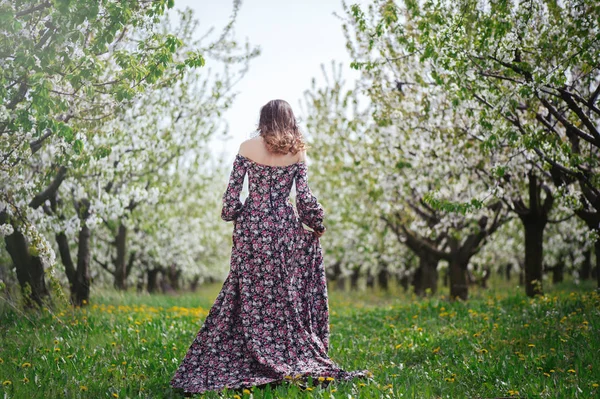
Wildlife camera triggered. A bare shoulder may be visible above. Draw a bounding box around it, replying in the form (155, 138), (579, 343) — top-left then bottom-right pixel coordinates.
(297, 149), (307, 162)
(238, 137), (259, 156)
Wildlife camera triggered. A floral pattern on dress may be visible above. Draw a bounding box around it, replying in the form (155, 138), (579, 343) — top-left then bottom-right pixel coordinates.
(169, 153), (370, 394)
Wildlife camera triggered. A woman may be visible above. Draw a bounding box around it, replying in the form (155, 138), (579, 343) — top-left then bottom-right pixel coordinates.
(170, 99), (370, 395)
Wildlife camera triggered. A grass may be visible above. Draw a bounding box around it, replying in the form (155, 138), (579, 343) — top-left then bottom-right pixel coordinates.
(0, 277), (599, 398)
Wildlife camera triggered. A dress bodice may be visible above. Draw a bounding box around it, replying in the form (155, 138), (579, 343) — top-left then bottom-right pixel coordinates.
(240, 154), (300, 209)
(221, 153), (325, 232)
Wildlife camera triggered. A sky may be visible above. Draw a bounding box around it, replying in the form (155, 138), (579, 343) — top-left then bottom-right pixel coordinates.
(172, 0), (363, 161)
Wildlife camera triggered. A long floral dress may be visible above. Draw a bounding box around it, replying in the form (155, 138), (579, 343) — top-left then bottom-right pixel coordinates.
(169, 153), (370, 394)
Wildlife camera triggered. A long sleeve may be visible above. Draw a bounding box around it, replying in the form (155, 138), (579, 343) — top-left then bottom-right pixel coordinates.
(295, 162), (325, 232)
(221, 154), (248, 222)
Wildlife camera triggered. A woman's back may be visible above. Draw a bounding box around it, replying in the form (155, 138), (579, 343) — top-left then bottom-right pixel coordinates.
(238, 135), (306, 167)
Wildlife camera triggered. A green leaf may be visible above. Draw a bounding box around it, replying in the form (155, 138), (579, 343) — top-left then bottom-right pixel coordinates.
(73, 139), (84, 154)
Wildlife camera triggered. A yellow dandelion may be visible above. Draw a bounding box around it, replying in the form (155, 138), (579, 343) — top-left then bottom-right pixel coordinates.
(21, 362), (31, 368)
(122, 361), (127, 365)
(358, 382), (366, 387)
(112, 393), (118, 398)
(111, 342), (116, 346)
(303, 387), (313, 391)
(567, 369), (576, 374)
(0, 358), (3, 363)
(54, 339), (59, 345)
(550, 369), (555, 373)
(54, 347), (60, 352)
(395, 343), (402, 349)
(331, 388), (337, 392)
(592, 383), (599, 388)
(432, 347), (440, 354)
(22, 377), (29, 383)
(543, 373), (550, 377)
(233, 395), (241, 399)
(3, 381), (12, 386)
(284, 375), (292, 380)
(243, 388), (251, 394)
(318, 376), (325, 382)
(141, 338), (147, 343)
(326, 377), (335, 381)
(528, 344), (535, 348)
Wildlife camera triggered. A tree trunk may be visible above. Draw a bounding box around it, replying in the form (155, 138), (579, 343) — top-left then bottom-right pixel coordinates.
(552, 264), (564, 284)
(56, 232), (75, 283)
(366, 270), (374, 289)
(167, 263), (181, 290)
(596, 239), (600, 290)
(73, 222), (91, 306)
(377, 265), (389, 291)
(398, 273), (409, 292)
(190, 275), (201, 292)
(349, 267), (360, 290)
(327, 261), (345, 291)
(147, 268), (160, 293)
(413, 253), (438, 296)
(523, 221), (545, 297)
(3, 219), (49, 308)
(479, 266), (491, 288)
(580, 250), (591, 281)
(506, 263), (512, 281)
(449, 259), (468, 300)
(114, 222), (127, 290)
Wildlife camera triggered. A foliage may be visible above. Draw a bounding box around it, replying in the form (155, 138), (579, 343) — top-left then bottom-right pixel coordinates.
(345, 0), (600, 229)
(0, 0), (259, 293)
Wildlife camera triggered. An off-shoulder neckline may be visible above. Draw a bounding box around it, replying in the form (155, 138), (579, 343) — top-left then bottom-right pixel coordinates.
(236, 153), (305, 168)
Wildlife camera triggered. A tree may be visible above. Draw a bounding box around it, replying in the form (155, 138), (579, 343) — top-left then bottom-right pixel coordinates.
(342, 0), (599, 295)
(0, 1), (256, 306)
(344, 0), (600, 291)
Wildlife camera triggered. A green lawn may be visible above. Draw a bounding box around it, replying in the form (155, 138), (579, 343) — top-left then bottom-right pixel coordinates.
(1, 278), (599, 398)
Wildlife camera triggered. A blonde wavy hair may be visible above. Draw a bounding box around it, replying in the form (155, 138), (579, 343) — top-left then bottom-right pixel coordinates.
(257, 99), (308, 155)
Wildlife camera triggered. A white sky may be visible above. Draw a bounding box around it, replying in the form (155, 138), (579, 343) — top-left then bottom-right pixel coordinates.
(173, 0), (362, 162)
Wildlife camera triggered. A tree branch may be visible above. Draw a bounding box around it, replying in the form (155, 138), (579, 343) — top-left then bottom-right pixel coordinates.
(558, 89), (600, 145)
(29, 166), (68, 209)
(15, 1), (52, 17)
(93, 256), (115, 276)
(538, 96), (598, 147)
